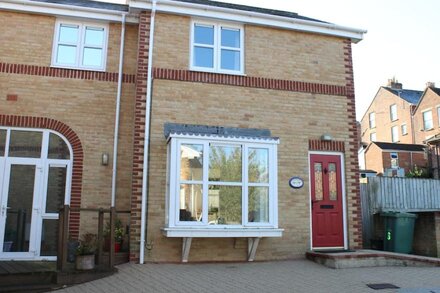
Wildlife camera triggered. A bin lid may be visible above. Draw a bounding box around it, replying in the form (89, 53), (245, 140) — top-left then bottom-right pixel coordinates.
(380, 212), (418, 218)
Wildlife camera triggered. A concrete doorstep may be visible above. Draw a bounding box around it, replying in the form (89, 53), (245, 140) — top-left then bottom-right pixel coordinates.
(306, 249), (440, 269)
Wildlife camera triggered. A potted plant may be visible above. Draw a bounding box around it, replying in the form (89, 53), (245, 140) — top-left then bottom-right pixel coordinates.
(75, 233), (97, 270)
(104, 218), (124, 253)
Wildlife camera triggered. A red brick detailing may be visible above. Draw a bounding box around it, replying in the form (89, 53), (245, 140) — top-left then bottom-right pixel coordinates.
(153, 68), (347, 96)
(0, 62), (136, 83)
(308, 140), (345, 152)
(0, 115), (83, 239)
(344, 39), (362, 249)
(130, 11), (151, 263)
(6, 94), (18, 101)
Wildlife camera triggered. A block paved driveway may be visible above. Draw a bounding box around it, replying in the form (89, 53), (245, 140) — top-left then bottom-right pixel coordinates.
(56, 259), (440, 293)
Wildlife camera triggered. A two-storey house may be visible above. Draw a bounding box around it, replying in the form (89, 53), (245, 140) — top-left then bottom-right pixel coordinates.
(0, 0), (365, 263)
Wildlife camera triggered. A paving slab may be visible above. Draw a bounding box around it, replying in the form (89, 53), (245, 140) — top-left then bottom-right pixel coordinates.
(55, 259), (440, 293)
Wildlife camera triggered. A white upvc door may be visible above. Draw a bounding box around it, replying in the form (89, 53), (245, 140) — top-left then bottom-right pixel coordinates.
(0, 158), (43, 260)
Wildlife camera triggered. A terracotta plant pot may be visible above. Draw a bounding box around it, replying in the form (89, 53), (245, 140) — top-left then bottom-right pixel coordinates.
(115, 242), (121, 253)
(75, 254), (95, 270)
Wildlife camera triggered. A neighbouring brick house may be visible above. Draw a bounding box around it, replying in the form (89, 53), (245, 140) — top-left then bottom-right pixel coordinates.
(0, 0), (366, 263)
(360, 79), (423, 145)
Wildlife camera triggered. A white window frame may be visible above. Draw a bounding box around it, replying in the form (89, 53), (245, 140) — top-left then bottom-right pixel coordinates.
(422, 109), (433, 131)
(391, 125), (399, 142)
(437, 106), (440, 127)
(370, 132), (376, 142)
(390, 152), (399, 169)
(369, 112), (376, 129)
(190, 20), (245, 75)
(401, 123), (407, 136)
(390, 104), (398, 121)
(165, 134), (279, 231)
(51, 19), (108, 71)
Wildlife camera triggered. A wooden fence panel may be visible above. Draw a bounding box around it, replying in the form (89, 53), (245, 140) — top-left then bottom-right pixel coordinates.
(362, 177), (440, 214)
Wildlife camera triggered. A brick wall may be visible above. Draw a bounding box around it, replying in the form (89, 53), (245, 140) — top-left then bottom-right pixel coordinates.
(360, 88), (414, 144)
(130, 11), (151, 262)
(413, 212), (438, 257)
(0, 11), (137, 238)
(364, 144), (384, 173)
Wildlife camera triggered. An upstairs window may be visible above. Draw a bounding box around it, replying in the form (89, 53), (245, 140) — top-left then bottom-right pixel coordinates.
(370, 132), (376, 142)
(369, 112), (376, 128)
(391, 126), (399, 142)
(390, 104), (398, 121)
(423, 110), (433, 130)
(191, 21), (244, 74)
(52, 20), (108, 71)
(401, 124), (408, 135)
(437, 107), (440, 127)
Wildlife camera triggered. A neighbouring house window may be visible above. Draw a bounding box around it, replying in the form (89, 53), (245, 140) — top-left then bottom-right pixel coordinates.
(423, 110), (433, 130)
(369, 112), (376, 128)
(370, 132), (377, 142)
(390, 152), (399, 169)
(401, 124), (408, 135)
(438, 107), (440, 127)
(391, 126), (399, 142)
(167, 134), (278, 228)
(191, 21), (244, 74)
(52, 20), (108, 71)
(390, 104), (398, 121)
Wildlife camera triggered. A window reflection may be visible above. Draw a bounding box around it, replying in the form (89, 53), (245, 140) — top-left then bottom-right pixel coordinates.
(0, 129), (6, 156)
(9, 131), (42, 158)
(180, 184), (203, 222)
(209, 145), (242, 182)
(208, 185), (241, 225)
(248, 148), (268, 183)
(248, 187), (269, 223)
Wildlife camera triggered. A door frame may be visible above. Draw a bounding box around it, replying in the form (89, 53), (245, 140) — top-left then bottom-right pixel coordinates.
(0, 158), (43, 259)
(308, 151), (348, 250)
(0, 127), (73, 261)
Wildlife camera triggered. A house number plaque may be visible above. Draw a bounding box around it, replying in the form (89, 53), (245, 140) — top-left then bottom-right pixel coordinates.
(289, 177), (304, 189)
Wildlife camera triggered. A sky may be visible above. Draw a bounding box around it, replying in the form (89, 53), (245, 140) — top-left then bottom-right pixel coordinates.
(104, 0), (440, 120)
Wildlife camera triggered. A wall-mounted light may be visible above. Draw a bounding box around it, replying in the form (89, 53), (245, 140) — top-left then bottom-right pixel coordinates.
(101, 153), (109, 166)
(320, 134), (333, 141)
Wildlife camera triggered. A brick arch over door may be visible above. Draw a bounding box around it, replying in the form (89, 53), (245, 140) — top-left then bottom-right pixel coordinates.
(0, 114), (83, 238)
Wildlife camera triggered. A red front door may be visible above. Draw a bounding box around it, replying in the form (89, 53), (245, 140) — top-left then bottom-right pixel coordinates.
(310, 154), (344, 248)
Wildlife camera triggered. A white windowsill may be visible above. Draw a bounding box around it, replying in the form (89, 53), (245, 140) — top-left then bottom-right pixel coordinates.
(162, 227), (284, 238)
(50, 64), (106, 72)
(189, 67), (246, 76)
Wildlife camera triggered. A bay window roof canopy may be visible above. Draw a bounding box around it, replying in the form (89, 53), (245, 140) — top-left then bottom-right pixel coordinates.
(162, 123), (283, 262)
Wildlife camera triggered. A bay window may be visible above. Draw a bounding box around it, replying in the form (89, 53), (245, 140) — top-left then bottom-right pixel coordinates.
(164, 132), (281, 236)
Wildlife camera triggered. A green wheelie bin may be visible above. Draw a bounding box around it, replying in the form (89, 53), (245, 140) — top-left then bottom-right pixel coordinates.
(381, 212), (418, 254)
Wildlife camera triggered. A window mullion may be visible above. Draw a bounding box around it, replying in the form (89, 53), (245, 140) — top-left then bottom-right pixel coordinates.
(202, 141), (209, 225)
(242, 144), (248, 226)
(77, 23), (85, 68)
(215, 24), (220, 71)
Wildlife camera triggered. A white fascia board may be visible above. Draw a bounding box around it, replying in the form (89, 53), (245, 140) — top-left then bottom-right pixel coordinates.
(1, 0), (138, 23)
(130, 0), (366, 43)
(162, 227), (284, 238)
